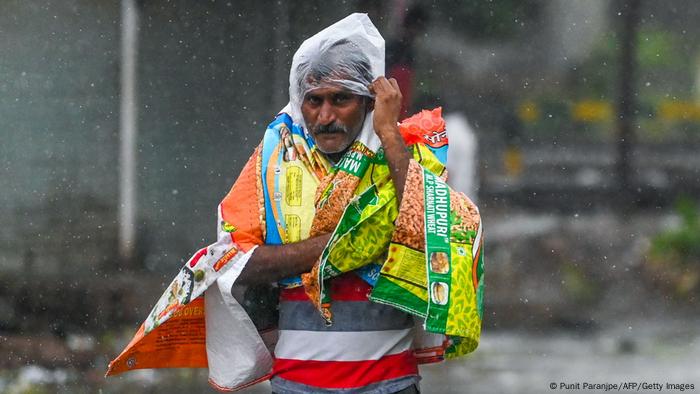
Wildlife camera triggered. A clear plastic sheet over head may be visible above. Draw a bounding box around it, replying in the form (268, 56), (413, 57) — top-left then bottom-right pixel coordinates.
(288, 13), (385, 130)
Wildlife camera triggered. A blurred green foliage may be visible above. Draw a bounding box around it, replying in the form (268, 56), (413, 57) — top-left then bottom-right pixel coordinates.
(647, 197), (700, 296)
(650, 197), (700, 263)
(637, 29), (686, 68)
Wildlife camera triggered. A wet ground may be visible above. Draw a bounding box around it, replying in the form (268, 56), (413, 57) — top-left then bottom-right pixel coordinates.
(419, 321), (700, 394)
(3, 319), (698, 394)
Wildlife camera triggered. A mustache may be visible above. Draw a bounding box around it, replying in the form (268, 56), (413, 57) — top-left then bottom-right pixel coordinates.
(313, 123), (349, 134)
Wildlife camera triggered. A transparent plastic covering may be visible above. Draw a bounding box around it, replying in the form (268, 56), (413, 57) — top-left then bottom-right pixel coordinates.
(288, 13), (385, 129)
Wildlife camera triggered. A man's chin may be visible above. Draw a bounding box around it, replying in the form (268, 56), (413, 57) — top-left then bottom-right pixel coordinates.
(316, 145), (347, 155)
(314, 135), (350, 155)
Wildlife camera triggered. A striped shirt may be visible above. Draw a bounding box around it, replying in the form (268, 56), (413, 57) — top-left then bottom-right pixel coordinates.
(270, 273), (420, 393)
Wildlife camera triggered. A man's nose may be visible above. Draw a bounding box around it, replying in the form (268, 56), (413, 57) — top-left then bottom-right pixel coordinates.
(317, 101), (336, 125)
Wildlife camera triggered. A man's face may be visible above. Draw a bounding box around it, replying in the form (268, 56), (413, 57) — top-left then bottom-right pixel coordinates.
(301, 85), (371, 156)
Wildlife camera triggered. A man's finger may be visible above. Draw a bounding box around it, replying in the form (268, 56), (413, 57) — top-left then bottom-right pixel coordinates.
(388, 78), (401, 92)
(375, 77), (392, 92)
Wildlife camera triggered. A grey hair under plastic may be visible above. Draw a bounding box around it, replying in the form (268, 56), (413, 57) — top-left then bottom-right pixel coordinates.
(295, 39), (374, 100)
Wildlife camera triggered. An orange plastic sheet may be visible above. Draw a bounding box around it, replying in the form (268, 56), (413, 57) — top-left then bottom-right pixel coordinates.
(107, 297), (208, 375)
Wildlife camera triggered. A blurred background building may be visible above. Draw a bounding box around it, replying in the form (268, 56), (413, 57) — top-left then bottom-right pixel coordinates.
(1, 0), (699, 392)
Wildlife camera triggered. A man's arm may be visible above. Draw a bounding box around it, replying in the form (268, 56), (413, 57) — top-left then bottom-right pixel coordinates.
(236, 233), (331, 285)
(370, 77), (411, 205)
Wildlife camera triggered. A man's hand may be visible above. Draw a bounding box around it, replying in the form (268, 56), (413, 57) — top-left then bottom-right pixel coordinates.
(369, 77), (402, 136)
(368, 76), (411, 204)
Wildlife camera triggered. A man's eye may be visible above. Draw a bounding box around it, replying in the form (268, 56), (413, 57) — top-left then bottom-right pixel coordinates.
(333, 94), (352, 104)
(305, 96), (322, 105)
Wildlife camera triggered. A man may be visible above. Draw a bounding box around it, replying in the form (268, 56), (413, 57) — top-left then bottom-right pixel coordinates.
(224, 17), (424, 393)
(107, 14), (483, 394)
(232, 25), (420, 394)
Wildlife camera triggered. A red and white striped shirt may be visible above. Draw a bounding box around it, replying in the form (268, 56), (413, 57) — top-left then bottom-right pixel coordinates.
(271, 273), (420, 393)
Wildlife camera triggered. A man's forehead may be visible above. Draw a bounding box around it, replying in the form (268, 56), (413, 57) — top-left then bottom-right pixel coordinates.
(304, 83), (356, 96)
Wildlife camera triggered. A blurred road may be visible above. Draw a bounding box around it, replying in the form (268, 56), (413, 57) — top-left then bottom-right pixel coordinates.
(5, 320), (698, 393)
